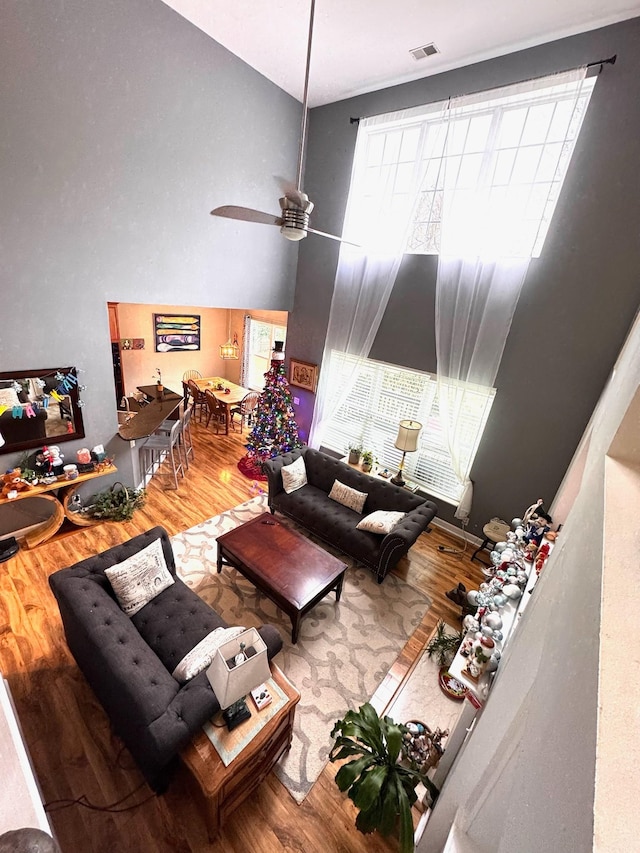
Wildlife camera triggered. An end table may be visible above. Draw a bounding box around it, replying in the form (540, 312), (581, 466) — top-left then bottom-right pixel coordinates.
(178, 663), (299, 840)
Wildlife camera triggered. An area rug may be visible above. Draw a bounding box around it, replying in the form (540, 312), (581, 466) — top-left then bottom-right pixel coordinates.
(171, 495), (431, 803)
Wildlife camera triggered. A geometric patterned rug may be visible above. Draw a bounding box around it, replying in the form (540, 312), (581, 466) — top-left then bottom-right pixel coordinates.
(171, 494), (431, 803)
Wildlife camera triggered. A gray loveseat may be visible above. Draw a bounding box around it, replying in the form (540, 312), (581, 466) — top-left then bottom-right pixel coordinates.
(264, 447), (438, 583)
(49, 526), (282, 791)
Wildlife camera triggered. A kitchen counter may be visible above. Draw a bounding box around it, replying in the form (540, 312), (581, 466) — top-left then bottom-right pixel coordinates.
(117, 386), (182, 441)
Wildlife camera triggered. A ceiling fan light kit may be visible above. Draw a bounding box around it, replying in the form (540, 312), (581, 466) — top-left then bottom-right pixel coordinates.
(279, 193), (313, 241)
(210, 0), (349, 247)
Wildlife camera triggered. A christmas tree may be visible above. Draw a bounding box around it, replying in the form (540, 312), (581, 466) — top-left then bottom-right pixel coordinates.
(237, 342), (303, 480)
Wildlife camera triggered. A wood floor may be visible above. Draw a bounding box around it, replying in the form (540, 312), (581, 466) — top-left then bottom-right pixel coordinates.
(0, 418), (485, 853)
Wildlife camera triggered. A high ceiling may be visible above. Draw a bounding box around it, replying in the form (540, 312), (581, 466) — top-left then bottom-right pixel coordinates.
(162, 0), (640, 106)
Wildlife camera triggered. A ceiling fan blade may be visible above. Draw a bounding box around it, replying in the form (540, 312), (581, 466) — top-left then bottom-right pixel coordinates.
(210, 205), (283, 226)
(306, 226), (361, 247)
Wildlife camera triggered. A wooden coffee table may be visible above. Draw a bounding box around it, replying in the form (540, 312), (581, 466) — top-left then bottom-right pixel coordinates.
(216, 513), (347, 643)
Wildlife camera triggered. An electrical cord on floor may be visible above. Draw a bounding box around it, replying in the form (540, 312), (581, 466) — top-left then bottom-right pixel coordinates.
(437, 517), (470, 559)
(43, 781), (156, 814)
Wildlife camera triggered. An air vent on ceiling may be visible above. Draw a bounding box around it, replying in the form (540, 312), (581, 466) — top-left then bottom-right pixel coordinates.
(410, 43), (440, 61)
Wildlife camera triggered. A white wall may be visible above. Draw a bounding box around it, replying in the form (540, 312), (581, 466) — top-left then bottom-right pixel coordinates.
(420, 308), (640, 852)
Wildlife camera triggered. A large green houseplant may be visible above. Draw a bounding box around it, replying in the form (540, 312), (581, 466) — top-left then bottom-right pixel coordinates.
(330, 702), (438, 853)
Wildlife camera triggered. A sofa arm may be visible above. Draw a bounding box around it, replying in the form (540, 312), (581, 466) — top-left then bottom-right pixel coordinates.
(263, 448), (305, 509)
(377, 501), (438, 581)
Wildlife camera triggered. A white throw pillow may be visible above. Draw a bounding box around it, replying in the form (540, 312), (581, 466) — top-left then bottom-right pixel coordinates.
(172, 625), (246, 684)
(105, 538), (174, 616)
(356, 510), (405, 535)
(281, 455), (308, 494)
(328, 479), (368, 514)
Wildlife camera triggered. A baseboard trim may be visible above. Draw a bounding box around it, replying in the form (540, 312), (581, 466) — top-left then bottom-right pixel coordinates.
(429, 516), (483, 549)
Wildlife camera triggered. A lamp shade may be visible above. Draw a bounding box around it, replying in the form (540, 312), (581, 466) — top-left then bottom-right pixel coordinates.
(394, 419), (422, 453)
(206, 628), (270, 710)
(219, 334), (239, 360)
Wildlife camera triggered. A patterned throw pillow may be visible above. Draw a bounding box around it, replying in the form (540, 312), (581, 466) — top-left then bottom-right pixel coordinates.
(328, 479), (368, 514)
(105, 538), (174, 616)
(281, 455), (308, 494)
(356, 510), (405, 534)
(172, 625), (246, 684)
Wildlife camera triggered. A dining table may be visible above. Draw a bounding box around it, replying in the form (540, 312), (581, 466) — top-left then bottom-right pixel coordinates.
(192, 376), (252, 434)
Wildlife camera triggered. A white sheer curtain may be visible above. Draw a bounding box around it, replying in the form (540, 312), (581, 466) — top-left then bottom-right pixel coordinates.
(435, 67), (591, 518)
(309, 105), (447, 449)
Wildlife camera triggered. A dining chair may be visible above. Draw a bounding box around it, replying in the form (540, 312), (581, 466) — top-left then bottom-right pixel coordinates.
(187, 379), (207, 422)
(140, 419), (185, 490)
(204, 389), (227, 434)
(182, 370), (202, 403)
(230, 391), (260, 433)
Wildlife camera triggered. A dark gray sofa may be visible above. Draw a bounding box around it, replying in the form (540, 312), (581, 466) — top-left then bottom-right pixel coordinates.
(264, 447), (438, 583)
(49, 526), (282, 791)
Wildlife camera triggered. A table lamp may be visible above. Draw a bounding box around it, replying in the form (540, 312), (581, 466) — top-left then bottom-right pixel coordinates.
(390, 420), (422, 487)
(206, 628), (270, 730)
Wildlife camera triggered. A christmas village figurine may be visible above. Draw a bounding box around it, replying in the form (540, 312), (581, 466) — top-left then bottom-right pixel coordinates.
(444, 498), (559, 684)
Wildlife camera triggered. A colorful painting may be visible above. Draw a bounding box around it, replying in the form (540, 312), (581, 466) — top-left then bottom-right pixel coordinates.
(154, 314), (201, 353)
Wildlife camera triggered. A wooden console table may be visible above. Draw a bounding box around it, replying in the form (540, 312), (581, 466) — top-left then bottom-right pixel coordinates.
(0, 464), (117, 548)
(178, 664), (299, 840)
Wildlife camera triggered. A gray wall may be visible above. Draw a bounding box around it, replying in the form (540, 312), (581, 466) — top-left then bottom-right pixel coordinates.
(289, 18), (640, 534)
(0, 0), (301, 485)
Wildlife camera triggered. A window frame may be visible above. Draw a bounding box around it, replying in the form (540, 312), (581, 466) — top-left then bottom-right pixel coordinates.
(345, 74), (596, 258)
(320, 351), (495, 505)
(243, 317), (287, 391)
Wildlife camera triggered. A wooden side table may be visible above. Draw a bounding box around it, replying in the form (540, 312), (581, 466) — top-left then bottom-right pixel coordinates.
(178, 664), (299, 840)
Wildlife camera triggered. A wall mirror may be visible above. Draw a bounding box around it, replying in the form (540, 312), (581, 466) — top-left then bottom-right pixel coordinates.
(0, 367), (85, 455)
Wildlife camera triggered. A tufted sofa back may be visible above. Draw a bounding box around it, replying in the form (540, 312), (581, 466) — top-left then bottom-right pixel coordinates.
(298, 447), (425, 514)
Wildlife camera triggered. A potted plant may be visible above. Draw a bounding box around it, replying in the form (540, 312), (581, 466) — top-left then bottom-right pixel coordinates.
(346, 442), (363, 465)
(360, 450), (375, 473)
(85, 482), (146, 522)
(153, 367), (164, 399)
(425, 620), (464, 667)
(330, 702), (437, 853)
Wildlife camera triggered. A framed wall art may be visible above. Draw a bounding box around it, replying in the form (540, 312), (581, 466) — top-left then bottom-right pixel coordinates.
(289, 358), (318, 393)
(154, 313), (201, 352)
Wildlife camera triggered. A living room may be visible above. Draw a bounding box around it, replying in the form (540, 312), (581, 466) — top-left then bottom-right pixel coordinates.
(2, 1), (640, 851)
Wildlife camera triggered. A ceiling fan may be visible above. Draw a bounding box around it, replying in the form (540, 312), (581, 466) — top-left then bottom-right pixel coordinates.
(210, 0), (351, 245)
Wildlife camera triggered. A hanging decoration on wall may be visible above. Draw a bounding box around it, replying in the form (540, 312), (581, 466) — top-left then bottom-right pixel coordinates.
(154, 314), (201, 352)
(0, 369), (85, 418)
(120, 338), (145, 350)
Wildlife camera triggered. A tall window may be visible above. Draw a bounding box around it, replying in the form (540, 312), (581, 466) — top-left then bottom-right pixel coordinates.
(321, 352), (495, 504)
(345, 74), (596, 257)
(243, 317), (287, 391)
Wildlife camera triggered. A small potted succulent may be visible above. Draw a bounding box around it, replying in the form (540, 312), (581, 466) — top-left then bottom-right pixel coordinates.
(347, 442), (363, 465)
(360, 450), (375, 473)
